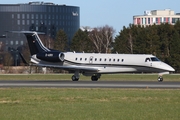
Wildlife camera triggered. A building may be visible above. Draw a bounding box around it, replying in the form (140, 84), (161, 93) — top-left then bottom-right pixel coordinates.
(0, 2), (80, 51)
(133, 9), (180, 26)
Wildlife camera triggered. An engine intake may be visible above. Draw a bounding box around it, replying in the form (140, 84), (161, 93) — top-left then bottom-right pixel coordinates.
(37, 51), (64, 62)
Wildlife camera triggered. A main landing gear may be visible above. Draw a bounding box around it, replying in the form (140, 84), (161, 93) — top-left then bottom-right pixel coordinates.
(72, 71), (79, 81)
(91, 75), (100, 81)
(71, 75), (79, 81)
(71, 71), (101, 81)
(71, 75), (99, 81)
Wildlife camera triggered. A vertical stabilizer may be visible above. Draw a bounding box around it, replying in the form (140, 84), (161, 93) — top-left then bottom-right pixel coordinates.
(24, 32), (50, 55)
(9, 31), (64, 62)
(10, 31), (50, 55)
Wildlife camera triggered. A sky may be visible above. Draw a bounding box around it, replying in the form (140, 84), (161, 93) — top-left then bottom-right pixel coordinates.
(1, 0), (180, 35)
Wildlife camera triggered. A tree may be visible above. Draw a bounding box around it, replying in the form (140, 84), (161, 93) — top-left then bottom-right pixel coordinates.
(174, 20), (180, 34)
(157, 23), (174, 60)
(71, 29), (94, 52)
(39, 34), (54, 49)
(20, 43), (30, 65)
(113, 24), (137, 54)
(89, 25), (115, 53)
(54, 30), (68, 51)
(133, 25), (146, 54)
(0, 41), (5, 52)
(3, 52), (13, 66)
(169, 30), (180, 72)
(113, 26), (131, 53)
(144, 25), (160, 55)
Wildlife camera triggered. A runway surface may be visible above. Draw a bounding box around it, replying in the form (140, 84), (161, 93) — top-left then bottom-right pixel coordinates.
(0, 80), (179, 88)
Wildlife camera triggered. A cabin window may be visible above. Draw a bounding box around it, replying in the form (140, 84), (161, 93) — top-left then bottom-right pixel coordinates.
(117, 59), (120, 62)
(75, 58), (78, 61)
(122, 59), (124, 62)
(104, 58), (106, 61)
(85, 58), (87, 61)
(95, 58), (97, 61)
(113, 59), (115, 62)
(100, 58), (102, 61)
(80, 58), (82, 61)
(145, 58), (150, 62)
(109, 59), (111, 61)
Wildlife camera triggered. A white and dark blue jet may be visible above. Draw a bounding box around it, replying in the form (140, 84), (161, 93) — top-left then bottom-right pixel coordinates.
(12, 31), (175, 82)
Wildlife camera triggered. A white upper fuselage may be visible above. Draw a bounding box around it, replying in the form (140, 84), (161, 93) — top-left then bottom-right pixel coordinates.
(31, 52), (175, 74)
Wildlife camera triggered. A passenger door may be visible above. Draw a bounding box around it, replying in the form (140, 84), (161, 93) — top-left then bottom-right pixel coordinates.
(89, 56), (93, 64)
(145, 58), (152, 67)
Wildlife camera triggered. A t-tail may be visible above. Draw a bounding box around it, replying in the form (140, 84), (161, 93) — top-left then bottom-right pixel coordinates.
(23, 31), (50, 55)
(11, 31), (64, 62)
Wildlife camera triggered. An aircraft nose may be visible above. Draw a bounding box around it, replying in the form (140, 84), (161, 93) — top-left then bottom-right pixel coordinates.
(169, 66), (175, 72)
(164, 63), (175, 72)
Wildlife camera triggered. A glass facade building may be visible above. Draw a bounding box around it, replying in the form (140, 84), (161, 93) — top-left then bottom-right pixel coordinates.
(0, 2), (80, 50)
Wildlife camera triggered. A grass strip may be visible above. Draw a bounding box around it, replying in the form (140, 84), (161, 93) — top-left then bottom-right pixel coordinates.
(0, 88), (179, 120)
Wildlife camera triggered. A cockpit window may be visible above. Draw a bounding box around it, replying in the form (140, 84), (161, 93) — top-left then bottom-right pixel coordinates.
(150, 57), (160, 61)
(145, 58), (150, 62)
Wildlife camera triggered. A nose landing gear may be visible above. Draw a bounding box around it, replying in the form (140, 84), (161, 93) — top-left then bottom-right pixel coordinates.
(157, 72), (169, 82)
(157, 76), (163, 82)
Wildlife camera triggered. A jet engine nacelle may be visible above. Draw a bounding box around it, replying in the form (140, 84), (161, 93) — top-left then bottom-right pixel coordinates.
(37, 51), (64, 62)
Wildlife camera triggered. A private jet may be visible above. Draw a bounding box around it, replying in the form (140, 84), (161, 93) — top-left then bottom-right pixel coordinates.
(11, 31), (175, 82)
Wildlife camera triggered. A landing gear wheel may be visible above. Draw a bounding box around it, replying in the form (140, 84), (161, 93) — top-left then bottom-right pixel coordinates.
(72, 75), (79, 81)
(158, 76), (163, 82)
(91, 76), (98, 81)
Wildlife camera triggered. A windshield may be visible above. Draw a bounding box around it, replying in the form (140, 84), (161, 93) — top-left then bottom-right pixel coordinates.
(150, 57), (160, 61)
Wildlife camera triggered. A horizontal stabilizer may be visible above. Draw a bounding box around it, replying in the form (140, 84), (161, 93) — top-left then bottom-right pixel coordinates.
(7, 31), (45, 35)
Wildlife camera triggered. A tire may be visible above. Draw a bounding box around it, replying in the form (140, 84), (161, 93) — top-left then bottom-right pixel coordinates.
(91, 76), (98, 81)
(72, 75), (79, 81)
(158, 76), (163, 82)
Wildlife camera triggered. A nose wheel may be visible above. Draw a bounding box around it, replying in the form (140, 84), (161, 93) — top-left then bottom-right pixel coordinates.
(158, 76), (163, 82)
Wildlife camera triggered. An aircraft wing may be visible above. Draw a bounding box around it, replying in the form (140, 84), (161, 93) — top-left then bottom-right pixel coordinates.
(56, 65), (99, 72)
(30, 57), (99, 72)
(32, 63), (99, 72)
